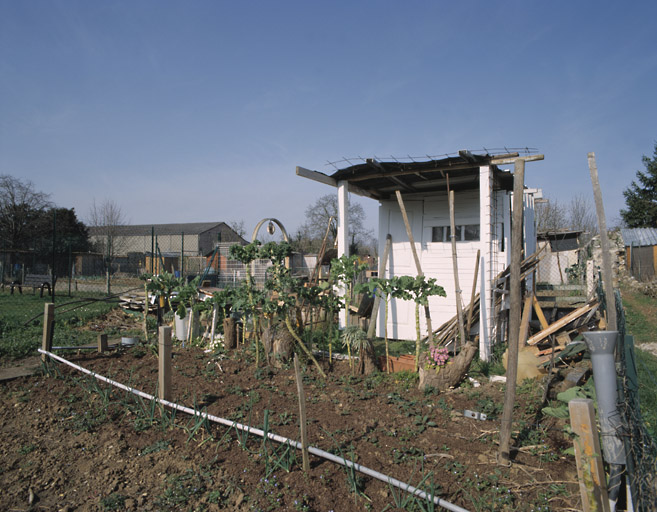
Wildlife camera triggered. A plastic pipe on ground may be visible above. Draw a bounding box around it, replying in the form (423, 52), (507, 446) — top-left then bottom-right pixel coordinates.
(39, 348), (470, 512)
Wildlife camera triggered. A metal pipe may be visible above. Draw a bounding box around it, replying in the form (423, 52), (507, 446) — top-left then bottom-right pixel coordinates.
(39, 348), (469, 512)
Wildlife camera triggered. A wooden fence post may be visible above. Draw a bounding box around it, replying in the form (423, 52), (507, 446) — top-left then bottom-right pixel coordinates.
(588, 152), (617, 333)
(41, 303), (54, 362)
(568, 398), (611, 512)
(159, 326), (172, 401)
(97, 334), (108, 353)
(294, 355), (310, 472)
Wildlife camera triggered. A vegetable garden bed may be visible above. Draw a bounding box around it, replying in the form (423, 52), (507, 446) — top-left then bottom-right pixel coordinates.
(0, 342), (581, 511)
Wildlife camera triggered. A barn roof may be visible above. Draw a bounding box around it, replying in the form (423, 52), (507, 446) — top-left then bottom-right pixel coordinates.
(297, 150), (543, 200)
(621, 227), (657, 247)
(89, 222), (230, 237)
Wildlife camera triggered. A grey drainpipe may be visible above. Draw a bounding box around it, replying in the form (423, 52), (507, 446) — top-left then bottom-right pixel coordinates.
(582, 331), (628, 511)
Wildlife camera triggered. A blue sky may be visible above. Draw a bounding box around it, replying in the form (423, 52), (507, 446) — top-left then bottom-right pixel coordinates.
(1, 1), (656, 236)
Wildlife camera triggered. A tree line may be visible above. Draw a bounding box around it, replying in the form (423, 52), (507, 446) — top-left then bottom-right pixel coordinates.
(0, 175), (91, 277)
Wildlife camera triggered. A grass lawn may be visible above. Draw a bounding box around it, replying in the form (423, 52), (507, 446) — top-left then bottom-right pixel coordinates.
(0, 291), (123, 360)
(621, 284), (657, 439)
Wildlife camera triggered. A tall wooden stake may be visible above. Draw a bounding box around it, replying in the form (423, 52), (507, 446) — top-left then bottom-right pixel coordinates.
(395, 190), (433, 341)
(41, 303), (54, 362)
(143, 283), (149, 341)
(588, 152), (617, 333)
(449, 190), (466, 351)
(294, 355), (310, 472)
(498, 158), (525, 465)
(158, 326), (172, 401)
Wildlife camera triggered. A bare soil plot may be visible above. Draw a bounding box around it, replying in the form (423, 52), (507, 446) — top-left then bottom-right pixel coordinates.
(0, 345), (580, 511)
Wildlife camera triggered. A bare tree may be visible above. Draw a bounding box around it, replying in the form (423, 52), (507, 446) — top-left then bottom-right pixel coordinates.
(0, 175), (52, 250)
(297, 194), (374, 254)
(568, 194), (597, 236)
(228, 219), (247, 239)
(88, 199), (127, 294)
(535, 197), (568, 232)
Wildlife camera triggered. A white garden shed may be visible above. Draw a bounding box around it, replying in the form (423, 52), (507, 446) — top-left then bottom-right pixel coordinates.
(297, 150), (543, 359)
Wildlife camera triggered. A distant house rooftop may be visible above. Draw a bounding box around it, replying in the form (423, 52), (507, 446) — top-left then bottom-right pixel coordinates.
(621, 227), (657, 247)
(88, 222), (232, 237)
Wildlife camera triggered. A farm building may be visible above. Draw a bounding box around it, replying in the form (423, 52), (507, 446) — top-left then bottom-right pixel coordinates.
(621, 227), (657, 282)
(297, 150), (543, 359)
(87, 222), (247, 276)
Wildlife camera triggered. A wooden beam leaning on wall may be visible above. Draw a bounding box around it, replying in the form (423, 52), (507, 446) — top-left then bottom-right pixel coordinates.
(395, 190), (434, 342)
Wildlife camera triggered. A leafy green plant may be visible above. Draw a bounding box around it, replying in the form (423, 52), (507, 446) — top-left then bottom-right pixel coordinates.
(390, 275), (446, 371)
(340, 325), (372, 375)
(140, 440), (171, 456)
(362, 276), (396, 372)
(100, 492), (126, 511)
(258, 241), (325, 376)
(330, 254), (368, 367)
(155, 468), (213, 511)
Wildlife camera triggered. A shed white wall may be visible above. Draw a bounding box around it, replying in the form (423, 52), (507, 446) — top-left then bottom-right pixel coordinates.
(377, 186), (508, 345)
(375, 180), (543, 360)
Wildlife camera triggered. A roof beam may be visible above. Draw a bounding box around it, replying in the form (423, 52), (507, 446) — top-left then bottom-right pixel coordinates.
(388, 175), (417, 193)
(296, 166), (336, 187)
(490, 154), (544, 165)
(347, 161), (485, 182)
(296, 166), (381, 200)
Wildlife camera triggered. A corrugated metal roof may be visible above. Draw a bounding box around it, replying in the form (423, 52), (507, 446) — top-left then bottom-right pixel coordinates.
(620, 227), (657, 247)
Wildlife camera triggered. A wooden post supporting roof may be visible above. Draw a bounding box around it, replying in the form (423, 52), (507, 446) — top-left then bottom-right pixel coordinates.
(337, 181), (349, 328)
(367, 234), (392, 340)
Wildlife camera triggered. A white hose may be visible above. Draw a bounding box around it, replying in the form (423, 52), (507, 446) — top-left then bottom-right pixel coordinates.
(39, 348), (470, 512)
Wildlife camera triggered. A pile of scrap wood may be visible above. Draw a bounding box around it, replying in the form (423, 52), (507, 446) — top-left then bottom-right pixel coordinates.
(522, 298), (599, 367)
(427, 251), (545, 349)
(119, 292), (156, 312)
(427, 248), (601, 382)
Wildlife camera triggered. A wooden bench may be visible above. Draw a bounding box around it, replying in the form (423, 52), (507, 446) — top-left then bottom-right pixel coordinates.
(11, 274), (55, 297)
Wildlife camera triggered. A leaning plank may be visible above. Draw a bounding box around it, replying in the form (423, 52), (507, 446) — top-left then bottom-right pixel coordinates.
(519, 295), (533, 346)
(532, 295), (550, 330)
(569, 399), (611, 512)
(526, 301), (597, 346)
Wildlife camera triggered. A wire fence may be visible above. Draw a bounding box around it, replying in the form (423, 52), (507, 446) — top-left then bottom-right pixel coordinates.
(0, 220), (318, 302)
(534, 233), (593, 320)
(613, 288), (657, 511)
